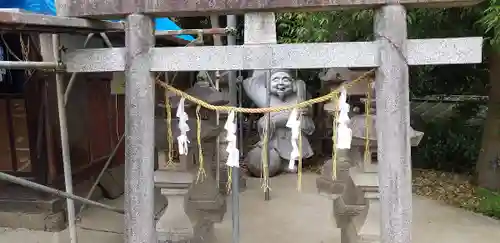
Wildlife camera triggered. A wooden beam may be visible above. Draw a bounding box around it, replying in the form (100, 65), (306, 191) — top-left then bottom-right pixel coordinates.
(63, 37), (482, 72)
(65, 0), (482, 18)
(0, 9), (123, 33)
(374, 5), (412, 243)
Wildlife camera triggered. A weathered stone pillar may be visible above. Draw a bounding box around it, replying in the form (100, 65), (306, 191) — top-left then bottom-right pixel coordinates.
(189, 136), (226, 223)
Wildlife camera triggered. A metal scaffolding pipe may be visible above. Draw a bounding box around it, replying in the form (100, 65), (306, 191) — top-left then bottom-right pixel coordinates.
(78, 134), (125, 216)
(227, 14), (240, 243)
(264, 70), (271, 201)
(155, 27), (235, 37)
(0, 61), (60, 70)
(0, 171), (124, 214)
(210, 15), (222, 192)
(52, 33), (78, 243)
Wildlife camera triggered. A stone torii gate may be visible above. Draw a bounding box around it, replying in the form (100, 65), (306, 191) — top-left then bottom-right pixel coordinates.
(58, 0), (482, 243)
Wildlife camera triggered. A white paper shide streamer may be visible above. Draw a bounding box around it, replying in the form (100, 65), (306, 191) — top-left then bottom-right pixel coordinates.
(336, 88), (352, 149)
(286, 108), (300, 171)
(176, 98), (190, 155)
(224, 111), (239, 167)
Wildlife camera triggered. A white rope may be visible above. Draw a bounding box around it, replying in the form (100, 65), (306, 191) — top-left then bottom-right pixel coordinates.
(176, 97), (190, 155)
(286, 108), (301, 170)
(336, 88), (352, 149)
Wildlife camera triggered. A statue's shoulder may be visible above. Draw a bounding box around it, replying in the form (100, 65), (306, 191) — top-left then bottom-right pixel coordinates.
(295, 79), (306, 85)
(243, 74), (265, 87)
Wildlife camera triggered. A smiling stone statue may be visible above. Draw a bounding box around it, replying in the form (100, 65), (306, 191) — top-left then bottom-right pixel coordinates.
(243, 69), (315, 177)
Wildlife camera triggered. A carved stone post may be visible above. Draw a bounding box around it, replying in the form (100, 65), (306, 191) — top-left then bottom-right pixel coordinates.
(349, 136), (380, 243)
(349, 97), (423, 243)
(189, 135), (226, 223)
(317, 67), (424, 243)
(154, 110), (222, 242)
(317, 99), (370, 243)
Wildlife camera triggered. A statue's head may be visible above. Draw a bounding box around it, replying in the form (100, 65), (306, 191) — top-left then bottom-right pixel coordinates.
(270, 69), (295, 100)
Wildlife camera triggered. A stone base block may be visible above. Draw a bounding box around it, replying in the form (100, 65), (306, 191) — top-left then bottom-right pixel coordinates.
(316, 177), (346, 195)
(99, 165), (125, 199)
(157, 219), (215, 243)
(0, 179), (103, 231)
(218, 167), (247, 194)
(189, 194), (227, 223)
(0, 211), (65, 231)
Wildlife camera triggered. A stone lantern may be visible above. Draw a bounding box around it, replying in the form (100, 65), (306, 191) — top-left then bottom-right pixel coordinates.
(154, 82), (229, 243)
(316, 68), (424, 243)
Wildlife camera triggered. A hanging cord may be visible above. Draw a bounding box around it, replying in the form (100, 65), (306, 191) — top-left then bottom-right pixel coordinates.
(261, 123), (271, 192)
(195, 105), (206, 183)
(164, 89), (174, 168)
(297, 116), (303, 191)
(162, 72), (175, 168)
(20, 34), (34, 78)
(226, 166), (233, 194)
(331, 93), (340, 181)
(364, 89), (372, 164)
(159, 32), (200, 168)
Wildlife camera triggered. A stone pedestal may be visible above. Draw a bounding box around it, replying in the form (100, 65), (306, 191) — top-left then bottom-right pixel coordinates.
(316, 150), (352, 196)
(154, 169), (215, 243)
(317, 72), (423, 243)
(349, 164), (379, 243)
(316, 149), (370, 243)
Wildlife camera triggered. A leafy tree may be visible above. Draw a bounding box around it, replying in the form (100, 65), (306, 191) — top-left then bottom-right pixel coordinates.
(476, 0), (500, 190)
(276, 4), (500, 191)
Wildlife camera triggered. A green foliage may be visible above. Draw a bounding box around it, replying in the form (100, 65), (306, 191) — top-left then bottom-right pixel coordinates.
(409, 64), (489, 97)
(478, 0), (500, 50)
(276, 10), (373, 43)
(275, 7), (492, 175)
(412, 104), (484, 173)
(475, 188), (500, 219)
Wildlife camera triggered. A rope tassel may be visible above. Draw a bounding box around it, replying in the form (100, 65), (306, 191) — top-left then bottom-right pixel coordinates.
(176, 97), (190, 155)
(164, 91), (174, 167)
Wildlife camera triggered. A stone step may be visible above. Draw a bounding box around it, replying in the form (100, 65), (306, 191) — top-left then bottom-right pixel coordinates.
(334, 197), (367, 217)
(154, 170), (194, 188)
(349, 167), (379, 190)
(359, 235), (381, 243)
(358, 200), (380, 243)
(364, 192), (380, 199)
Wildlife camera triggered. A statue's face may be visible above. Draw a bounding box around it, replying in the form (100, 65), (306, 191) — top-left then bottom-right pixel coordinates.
(270, 71), (294, 100)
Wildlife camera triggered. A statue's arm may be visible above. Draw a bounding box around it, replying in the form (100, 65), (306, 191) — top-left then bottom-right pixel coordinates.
(242, 72), (268, 108)
(294, 80), (315, 135)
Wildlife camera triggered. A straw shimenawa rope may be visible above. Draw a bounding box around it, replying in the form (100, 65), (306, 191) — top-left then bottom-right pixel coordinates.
(157, 69), (375, 191)
(331, 92), (339, 181)
(156, 69), (374, 114)
(364, 89), (372, 165)
(164, 90), (174, 168)
(195, 105), (207, 183)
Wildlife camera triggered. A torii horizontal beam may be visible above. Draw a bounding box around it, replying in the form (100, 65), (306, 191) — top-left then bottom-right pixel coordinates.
(0, 9), (123, 33)
(64, 37), (482, 72)
(63, 0), (482, 18)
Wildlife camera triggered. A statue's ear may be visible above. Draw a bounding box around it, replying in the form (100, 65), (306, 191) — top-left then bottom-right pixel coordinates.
(292, 82), (298, 93)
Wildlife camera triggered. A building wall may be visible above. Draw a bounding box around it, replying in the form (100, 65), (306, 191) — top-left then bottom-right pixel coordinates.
(39, 33), (124, 185)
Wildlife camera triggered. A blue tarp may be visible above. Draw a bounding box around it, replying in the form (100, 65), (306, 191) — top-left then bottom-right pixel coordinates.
(0, 0), (194, 41)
